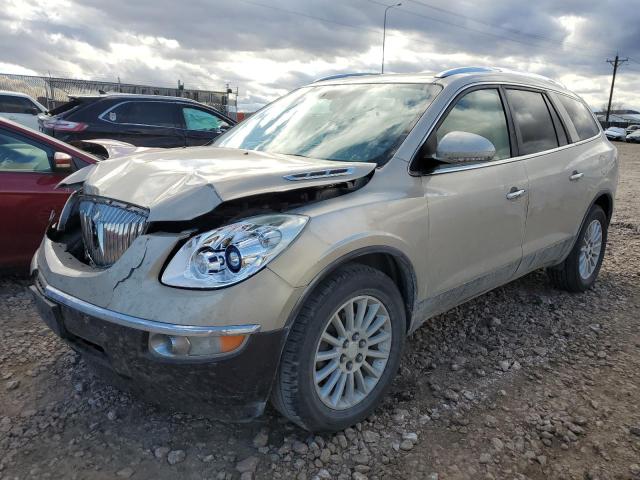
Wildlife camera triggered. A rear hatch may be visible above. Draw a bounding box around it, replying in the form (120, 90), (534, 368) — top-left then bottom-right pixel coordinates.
(39, 97), (96, 135)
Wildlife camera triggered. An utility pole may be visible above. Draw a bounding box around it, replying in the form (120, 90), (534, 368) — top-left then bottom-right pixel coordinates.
(381, 3), (401, 74)
(605, 54), (628, 126)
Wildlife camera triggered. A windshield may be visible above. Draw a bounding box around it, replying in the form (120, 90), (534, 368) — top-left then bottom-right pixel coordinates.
(215, 83), (441, 165)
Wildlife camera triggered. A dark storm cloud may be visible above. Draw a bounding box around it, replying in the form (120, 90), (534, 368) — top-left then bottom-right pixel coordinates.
(3, 0), (640, 109)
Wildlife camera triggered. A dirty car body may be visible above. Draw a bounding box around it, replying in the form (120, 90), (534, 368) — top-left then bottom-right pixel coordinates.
(31, 68), (618, 431)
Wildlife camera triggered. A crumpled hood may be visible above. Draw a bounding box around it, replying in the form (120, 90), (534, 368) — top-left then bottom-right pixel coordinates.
(73, 146), (376, 222)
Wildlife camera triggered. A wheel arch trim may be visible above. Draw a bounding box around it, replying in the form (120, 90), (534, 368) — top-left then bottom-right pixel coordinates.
(283, 246), (418, 334)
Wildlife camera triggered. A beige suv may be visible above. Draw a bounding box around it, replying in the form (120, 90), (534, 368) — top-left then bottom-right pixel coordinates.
(30, 67), (618, 432)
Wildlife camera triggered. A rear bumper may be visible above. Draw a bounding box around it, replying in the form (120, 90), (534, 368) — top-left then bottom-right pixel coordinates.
(30, 278), (286, 421)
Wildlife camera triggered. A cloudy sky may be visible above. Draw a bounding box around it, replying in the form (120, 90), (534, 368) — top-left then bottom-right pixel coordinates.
(3, 0), (640, 111)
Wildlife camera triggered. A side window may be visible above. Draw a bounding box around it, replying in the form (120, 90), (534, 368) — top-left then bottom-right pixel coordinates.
(557, 95), (600, 141)
(106, 102), (178, 128)
(505, 89), (559, 155)
(0, 95), (39, 114)
(436, 89), (511, 160)
(0, 129), (52, 172)
(182, 107), (230, 131)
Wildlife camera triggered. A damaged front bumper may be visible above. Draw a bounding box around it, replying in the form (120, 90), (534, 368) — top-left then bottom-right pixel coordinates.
(29, 231), (303, 420)
(30, 276), (286, 420)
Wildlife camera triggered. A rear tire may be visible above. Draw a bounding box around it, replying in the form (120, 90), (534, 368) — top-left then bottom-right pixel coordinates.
(547, 205), (607, 292)
(271, 264), (405, 432)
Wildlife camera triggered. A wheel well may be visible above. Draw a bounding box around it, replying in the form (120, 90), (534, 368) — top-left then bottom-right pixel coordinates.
(594, 193), (613, 223)
(349, 252), (416, 332)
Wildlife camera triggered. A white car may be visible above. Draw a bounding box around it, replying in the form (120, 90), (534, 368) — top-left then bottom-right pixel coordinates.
(604, 126), (627, 141)
(0, 91), (47, 130)
(626, 124), (640, 135)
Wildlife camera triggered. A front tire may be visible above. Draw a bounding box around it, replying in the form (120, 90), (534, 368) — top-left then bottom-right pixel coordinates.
(547, 205), (608, 292)
(272, 264), (405, 432)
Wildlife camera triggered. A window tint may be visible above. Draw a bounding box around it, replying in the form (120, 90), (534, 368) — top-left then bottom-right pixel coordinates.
(545, 97), (568, 145)
(436, 89), (511, 160)
(506, 89), (558, 155)
(0, 129), (52, 172)
(557, 95), (600, 141)
(0, 95), (39, 114)
(183, 107), (229, 131)
(107, 102), (178, 127)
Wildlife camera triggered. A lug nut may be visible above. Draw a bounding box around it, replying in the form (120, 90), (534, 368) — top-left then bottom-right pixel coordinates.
(356, 354), (363, 362)
(343, 339), (350, 348)
(352, 332), (360, 341)
(340, 354), (347, 363)
(346, 361), (353, 371)
(359, 340), (366, 348)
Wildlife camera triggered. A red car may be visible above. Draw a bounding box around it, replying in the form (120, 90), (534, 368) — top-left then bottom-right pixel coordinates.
(0, 117), (98, 271)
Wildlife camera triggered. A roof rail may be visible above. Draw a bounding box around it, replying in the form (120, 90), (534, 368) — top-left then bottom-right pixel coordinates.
(435, 66), (499, 78)
(435, 66), (565, 88)
(313, 72), (377, 83)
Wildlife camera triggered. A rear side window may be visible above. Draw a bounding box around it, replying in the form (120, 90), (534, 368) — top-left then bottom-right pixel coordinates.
(106, 102), (178, 128)
(0, 95), (39, 114)
(557, 95), (600, 141)
(506, 89), (558, 155)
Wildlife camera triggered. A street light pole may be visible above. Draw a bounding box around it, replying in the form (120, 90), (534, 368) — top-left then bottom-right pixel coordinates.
(382, 3), (401, 74)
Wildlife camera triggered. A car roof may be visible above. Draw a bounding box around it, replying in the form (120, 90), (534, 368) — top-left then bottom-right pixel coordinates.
(0, 90), (37, 98)
(69, 93), (206, 103)
(310, 66), (579, 99)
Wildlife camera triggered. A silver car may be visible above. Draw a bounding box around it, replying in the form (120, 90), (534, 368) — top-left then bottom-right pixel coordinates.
(30, 67), (618, 432)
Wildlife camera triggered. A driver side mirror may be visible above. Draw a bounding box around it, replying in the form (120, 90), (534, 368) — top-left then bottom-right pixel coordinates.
(53, 152), (73, 172)
(436, 131), (496, 164)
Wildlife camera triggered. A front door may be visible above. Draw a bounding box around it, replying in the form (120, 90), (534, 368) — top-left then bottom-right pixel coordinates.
(0, 127), (69, 269)
(419, 87), (529, 316)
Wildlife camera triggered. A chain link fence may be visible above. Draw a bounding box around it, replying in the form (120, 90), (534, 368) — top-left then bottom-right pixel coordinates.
(0, 73), (236, 118)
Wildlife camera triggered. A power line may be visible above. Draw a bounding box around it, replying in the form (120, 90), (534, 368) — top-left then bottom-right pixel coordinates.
(605, 54), (629, 125)
(364, 0), (612, 64)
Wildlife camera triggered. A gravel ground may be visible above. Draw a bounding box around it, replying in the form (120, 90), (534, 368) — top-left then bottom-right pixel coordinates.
(1, 143), (639, 480)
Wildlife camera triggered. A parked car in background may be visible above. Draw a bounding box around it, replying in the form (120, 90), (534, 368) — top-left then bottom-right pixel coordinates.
(604, 126), (627, 141)
(39, 94), (236, 148)
(30, 67), (617, 432)
(0, 118), (98, 271)
(625, 124), (640, 134)
(626, 130), (640, 143)
(0, 91), (47, 130)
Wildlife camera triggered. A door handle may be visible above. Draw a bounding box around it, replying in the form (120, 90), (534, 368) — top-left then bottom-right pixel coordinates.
(506, 188), (526, 200)
(569, 171), (584, 181)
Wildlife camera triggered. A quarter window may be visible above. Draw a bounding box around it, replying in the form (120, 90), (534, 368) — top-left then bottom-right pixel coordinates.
(182, 107), (229, 131)
(506, 89), (558, 155)
(0, 129), (52, 172)
(556, 95), (600, 141)
(436, 88), (511, 160)
(106, 102), (178, 128)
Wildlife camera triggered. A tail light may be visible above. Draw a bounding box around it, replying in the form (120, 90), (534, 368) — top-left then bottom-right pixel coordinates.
(41, 118), (88, 132)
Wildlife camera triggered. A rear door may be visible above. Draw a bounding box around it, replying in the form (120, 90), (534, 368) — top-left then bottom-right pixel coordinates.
(179, 105), (232, 146)
(420, 87), (529, 314)
(0, 127), (70, 269)
(505, 88), (599, 275)
(99, 101), (185, 147)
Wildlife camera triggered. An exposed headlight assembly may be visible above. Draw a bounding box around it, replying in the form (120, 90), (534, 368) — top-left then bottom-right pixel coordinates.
(161, 214), (308, 289)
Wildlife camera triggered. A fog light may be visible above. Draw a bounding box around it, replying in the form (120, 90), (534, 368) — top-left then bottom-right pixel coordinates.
(148, 333), (246, 359)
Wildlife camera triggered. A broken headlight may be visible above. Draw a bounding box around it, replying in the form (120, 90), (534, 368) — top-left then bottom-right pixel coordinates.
(161, 214), (308, 289)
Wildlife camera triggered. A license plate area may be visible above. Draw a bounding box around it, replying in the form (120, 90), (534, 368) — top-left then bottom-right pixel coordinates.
(29, 285), (66, 338)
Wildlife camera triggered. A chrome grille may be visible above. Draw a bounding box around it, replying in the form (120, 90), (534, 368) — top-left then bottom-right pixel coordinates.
(78, 196), (148, 267)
